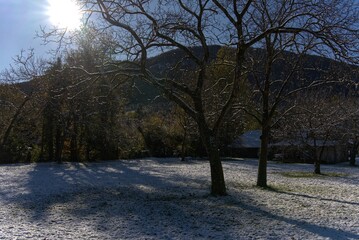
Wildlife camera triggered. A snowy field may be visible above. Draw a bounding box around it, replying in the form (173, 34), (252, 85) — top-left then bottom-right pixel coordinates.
(0, 158), (358, 240)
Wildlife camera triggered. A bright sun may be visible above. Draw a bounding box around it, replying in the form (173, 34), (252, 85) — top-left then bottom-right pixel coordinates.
(47, 0), (82, 30)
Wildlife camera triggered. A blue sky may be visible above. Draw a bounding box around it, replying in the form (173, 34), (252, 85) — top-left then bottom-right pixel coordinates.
(0, 0), (53, 71)
(1, 1), (358, 72)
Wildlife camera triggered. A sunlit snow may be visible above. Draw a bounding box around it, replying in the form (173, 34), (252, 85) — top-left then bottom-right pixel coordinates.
(0, 158), (358, 239)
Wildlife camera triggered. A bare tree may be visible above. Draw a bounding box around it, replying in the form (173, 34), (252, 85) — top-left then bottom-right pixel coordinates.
(43, 0), (359, 195)
(229, 0), (358, 187)
(239, 35), (357, 186)
(278, 93), (354, 174)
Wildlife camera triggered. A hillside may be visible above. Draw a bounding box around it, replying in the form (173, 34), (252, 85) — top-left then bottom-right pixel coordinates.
(8, 45), (357, 104)
(127, 46), (358, 105)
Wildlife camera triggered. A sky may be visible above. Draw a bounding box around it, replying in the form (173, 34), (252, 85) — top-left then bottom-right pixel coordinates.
(0, 0), (55, 72)
(0, 1), (358, 72)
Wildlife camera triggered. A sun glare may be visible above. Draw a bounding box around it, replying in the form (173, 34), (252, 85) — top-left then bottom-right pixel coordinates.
(47, 0), (82, 30)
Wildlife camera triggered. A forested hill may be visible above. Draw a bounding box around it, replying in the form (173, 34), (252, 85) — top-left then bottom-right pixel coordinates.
(128, 45), (358, 104)
(11, 45), (358, 105)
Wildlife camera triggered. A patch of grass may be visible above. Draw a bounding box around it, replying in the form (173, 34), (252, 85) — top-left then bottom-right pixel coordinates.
(323, 172), (350, 177)
(280, 171), (318, 178)
(279, 171), (348, 178)
(257, 184), (294, 193)
(262, 183), (330, 196)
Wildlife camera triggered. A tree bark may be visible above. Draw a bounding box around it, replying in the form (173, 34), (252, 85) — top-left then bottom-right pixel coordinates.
(180, 129), (187, 162)
(55, 127), (64, 164)
(46, 116), (54, 162)
(314, 159), (321, 174)
(200, 128), (226, 196)
(70, 120), (79, 162)
(256, 37), (273, 188)
(207, 142), (227, 196)
(257, 126), (270, 187)
(313, 138), (321, 174)
(350, 138), (358, 166)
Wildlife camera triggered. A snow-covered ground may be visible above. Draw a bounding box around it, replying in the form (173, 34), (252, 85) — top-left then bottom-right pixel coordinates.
(0, 158), (358, 239)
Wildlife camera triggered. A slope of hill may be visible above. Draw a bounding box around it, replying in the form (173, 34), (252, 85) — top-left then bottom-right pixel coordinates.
(8, 45), (358, 105)
(127, 45), (358, 105)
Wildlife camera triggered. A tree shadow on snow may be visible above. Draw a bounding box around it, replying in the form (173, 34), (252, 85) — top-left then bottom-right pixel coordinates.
(267, 187), (359, 206)
(60, 187), (359, 240)
(224, 196), (359, 240)
(1, 159), (358, 239)
(6, 160), (208, 221)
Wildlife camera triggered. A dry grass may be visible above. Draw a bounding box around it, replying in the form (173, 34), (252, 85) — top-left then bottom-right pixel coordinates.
(279, 171), (349, 178)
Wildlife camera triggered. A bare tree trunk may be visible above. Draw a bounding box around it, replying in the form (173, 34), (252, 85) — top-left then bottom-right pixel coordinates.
(313, 138), (321, 174)
(70, 121), (79, 162)
(350, 137), (358, 166)
(209, 148), (226, 196)
(55, 127), (64, 164)
(314, 160), (321, 174)
(207, 141), (226, 196)
(257, 126), (270, 187)
(46, 118), (54, 162)
(200, 128), (226, 196)
(314, 155), (321, 174)
(180, 130), (187, 162)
